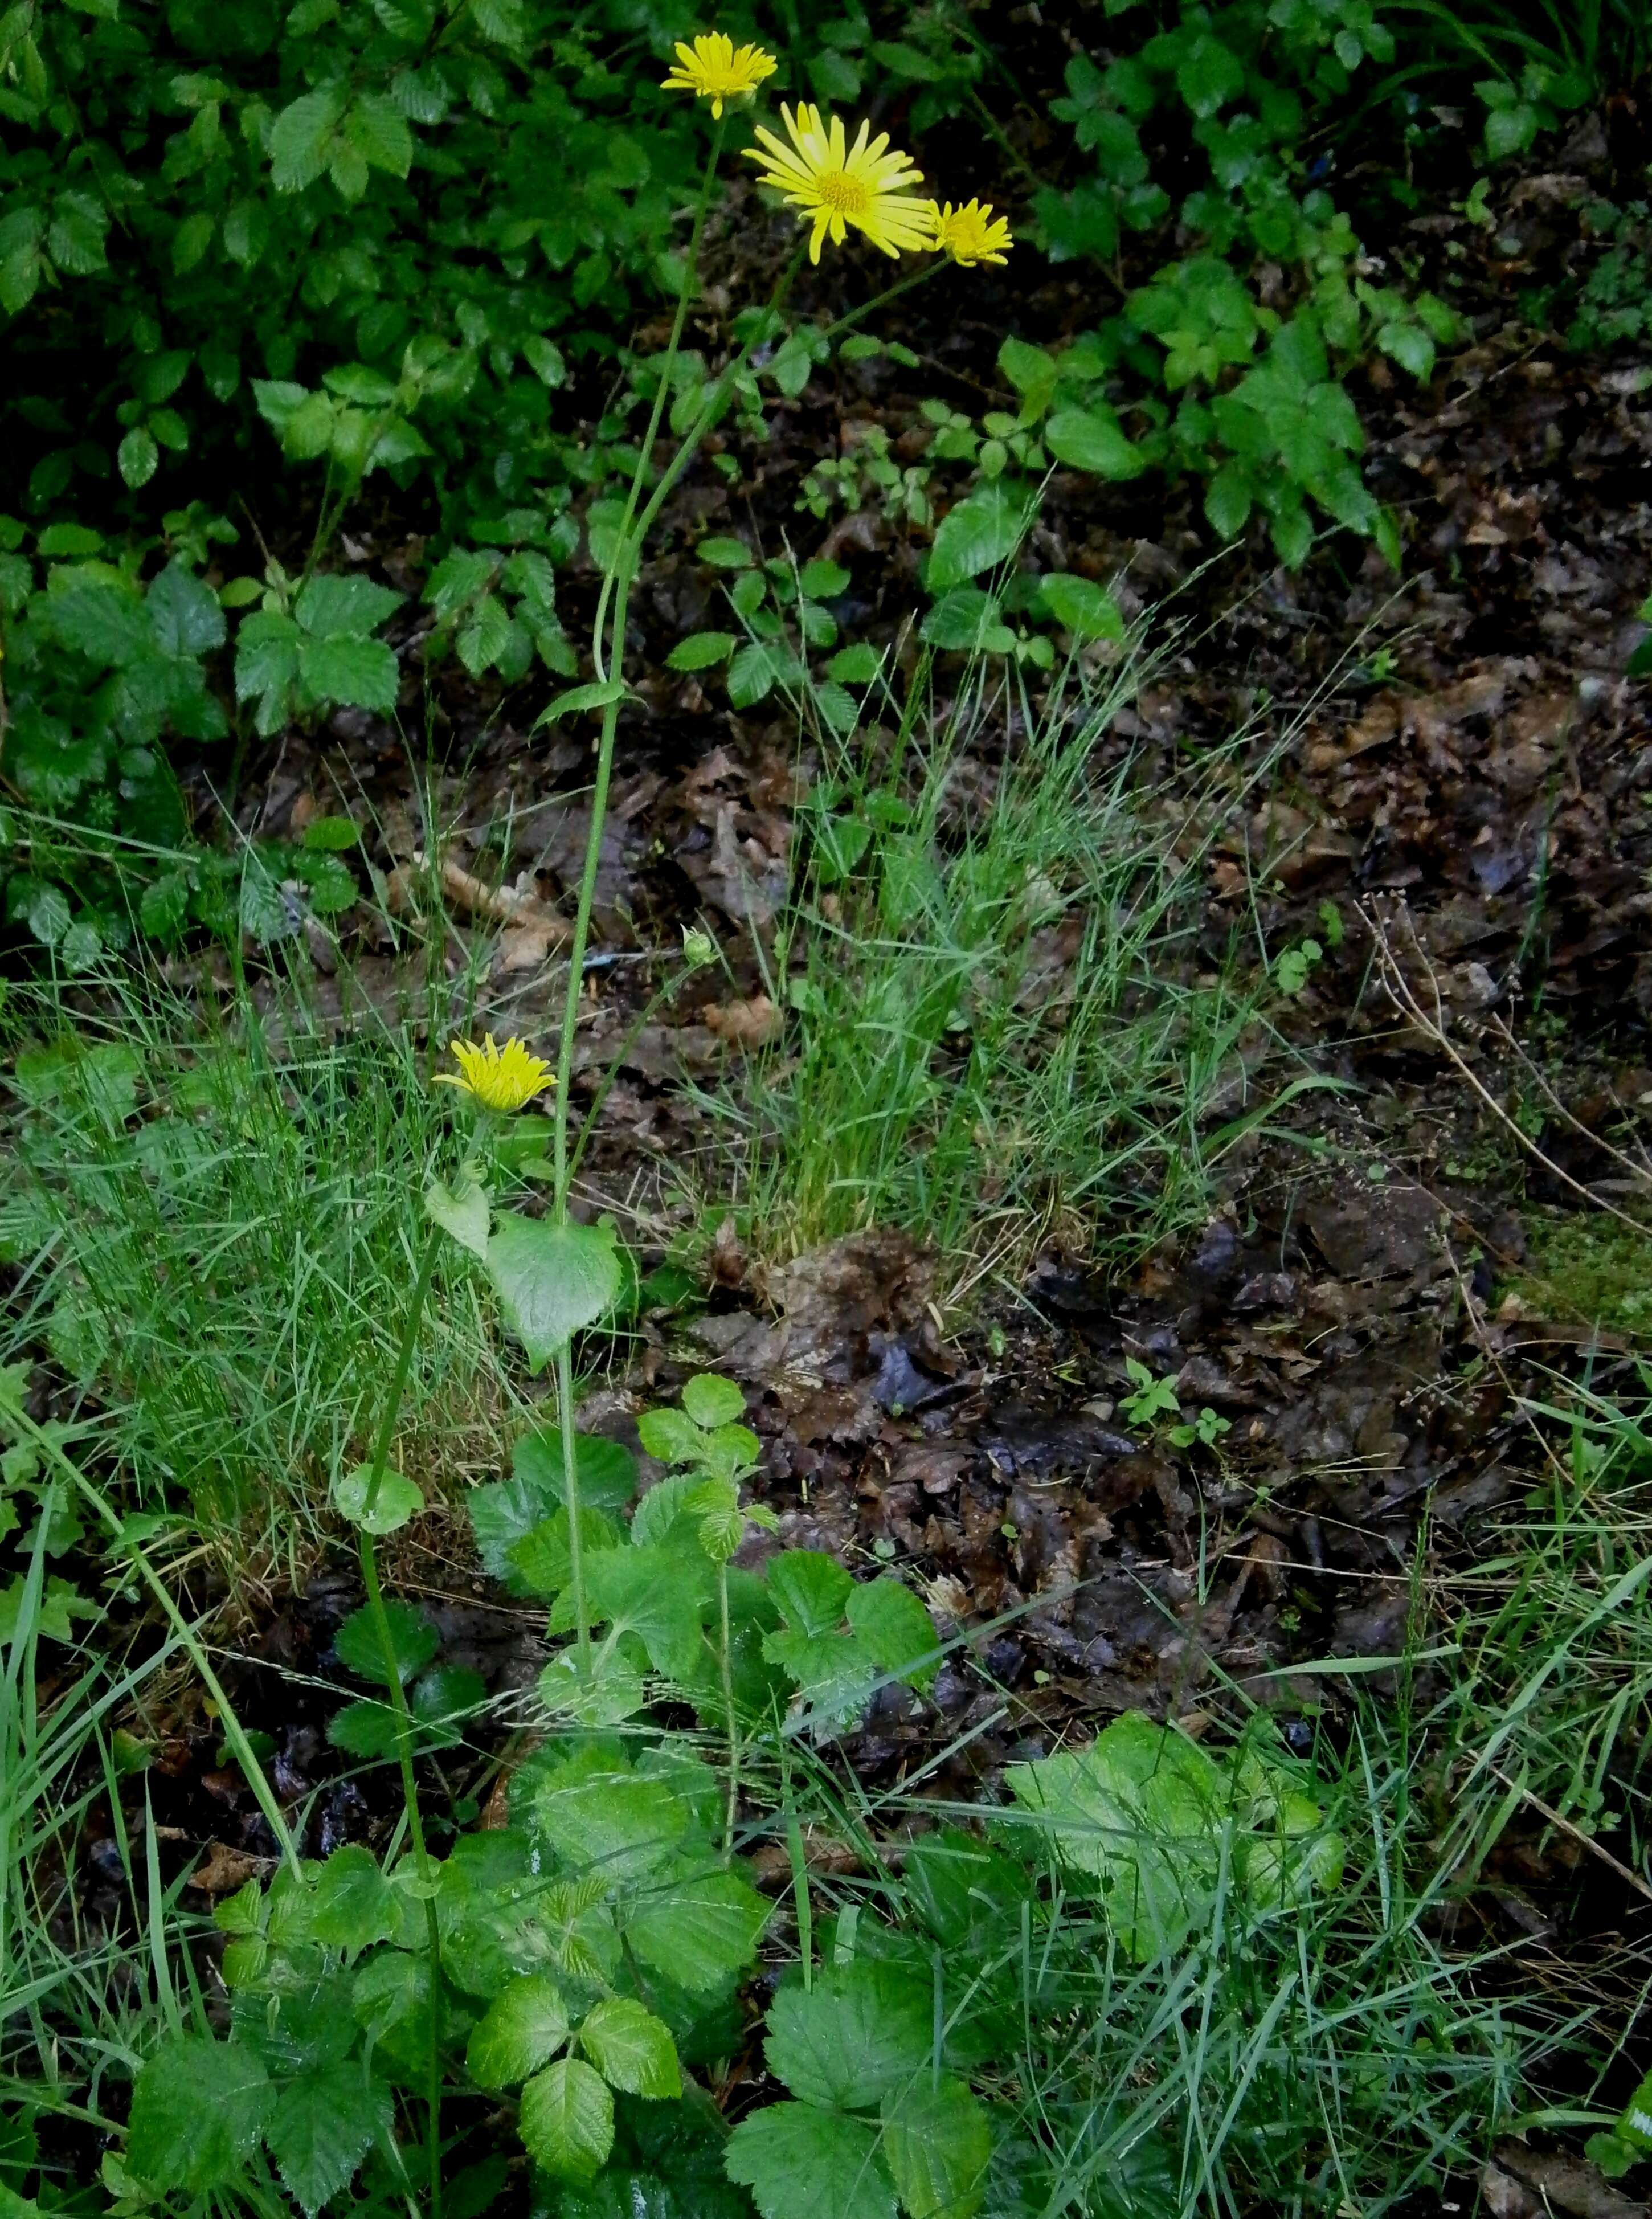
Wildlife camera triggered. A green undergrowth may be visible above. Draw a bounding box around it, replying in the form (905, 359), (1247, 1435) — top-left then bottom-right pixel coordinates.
(722, 643), (1299, 1272)
(1505, 1209), (1652, 1337)
(0, 946), (529, 1568)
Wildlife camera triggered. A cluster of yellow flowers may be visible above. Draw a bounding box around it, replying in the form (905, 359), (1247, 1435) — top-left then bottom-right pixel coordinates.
(663, 32), (1012, 268)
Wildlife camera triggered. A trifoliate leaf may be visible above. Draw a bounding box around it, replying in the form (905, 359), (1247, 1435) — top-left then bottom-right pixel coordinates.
(467, 1973), (571, 2089)
(767, 1550), (853, 1638)
(576, 1999), (681, 2098)
(847, 1578), (938, 1691)
(518, 2057), (614, 2183)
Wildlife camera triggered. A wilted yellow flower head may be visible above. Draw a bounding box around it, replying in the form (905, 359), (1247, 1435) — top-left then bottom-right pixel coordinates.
(926, 199), (1013, 267)
(435, 1034), (554, 1113)
(663, 32), (777, 118)
(746, 104), (931, 263)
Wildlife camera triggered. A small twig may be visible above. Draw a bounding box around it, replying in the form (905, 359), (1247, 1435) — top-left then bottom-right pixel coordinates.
(1488, 1763), (1652, 1905)
(1365, 904), (1652, 1236)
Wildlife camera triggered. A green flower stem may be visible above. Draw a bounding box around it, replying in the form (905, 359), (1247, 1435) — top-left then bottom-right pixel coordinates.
(353, 1221), (445, 2219)
(360, 1225), (441, 1522)
(355, 1522), (445, 2219)
(718, 1561), (739, 1858)
(555, 1340), (591, 1670)
(593, 117), (726, 686)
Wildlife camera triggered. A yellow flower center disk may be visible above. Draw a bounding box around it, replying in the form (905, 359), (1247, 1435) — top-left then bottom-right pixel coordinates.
(814, 170), (874, 218)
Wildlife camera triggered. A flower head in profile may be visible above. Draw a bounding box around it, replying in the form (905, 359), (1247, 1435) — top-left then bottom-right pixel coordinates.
(435, 1034), (554, 1114)
(663, 32), (777, 118)
(746, 104), (931, 263)
(926, 198), (1013, 268)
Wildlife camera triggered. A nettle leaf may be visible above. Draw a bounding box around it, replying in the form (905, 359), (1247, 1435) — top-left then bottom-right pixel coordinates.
(507, 1503), (620, 1597)
(580, 1543), (709, 1679)
(513, 1425), (639, 1514)
(628, 1868), (769, 1991)
(519, 2057), (614, 2183)
(309, 1844), (398, 1954)
(334, 1599), (439, 1686)
(125, 2036), (273, 2195)
(483, 1214), (624, 1371)
(148, 562), (226, 656)
(726, 2104), (895, 2219)
(576, 1998), (681, 2098)
(296, 574), (404, 641)
(764, 1960), (930, 2111)
(880, 2077), (992, 2219)
(333, 1463), (423, 1535)
(265, 2069), (391, 2219)
(847, 1578), (938, 1691)
(467, 1973), (570, 2089)
(300, 635), (400, 713)
(529, 1744), (690, 1882)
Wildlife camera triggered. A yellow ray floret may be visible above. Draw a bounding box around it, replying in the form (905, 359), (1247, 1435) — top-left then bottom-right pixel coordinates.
(926, 197), (1013, 268)
(746, 103), (932, 263)
(662, 32), (777, 118)
(434, 1033), (555, 1113)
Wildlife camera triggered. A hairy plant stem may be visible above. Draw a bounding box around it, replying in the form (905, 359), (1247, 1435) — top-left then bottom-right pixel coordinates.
(556, 1341), (591, 1673)
(355, 1225), (444, 2219)
(718, 1562), (739, 1857)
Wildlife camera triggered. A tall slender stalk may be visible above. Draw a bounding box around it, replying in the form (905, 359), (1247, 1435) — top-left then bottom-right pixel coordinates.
(353, 1225), (445, 2219)
(718, 1563), (740, 1857)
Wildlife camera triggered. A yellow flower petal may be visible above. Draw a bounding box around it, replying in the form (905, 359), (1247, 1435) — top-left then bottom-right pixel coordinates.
(661, 31), (776, 115)
(434, 1033), (555, 1114)
(925, 197), (1013, 268)
(744, 102), (931, 261)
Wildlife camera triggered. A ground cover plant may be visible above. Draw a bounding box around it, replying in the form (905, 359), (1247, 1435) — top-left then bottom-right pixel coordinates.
(6, 3), (1652, 2218)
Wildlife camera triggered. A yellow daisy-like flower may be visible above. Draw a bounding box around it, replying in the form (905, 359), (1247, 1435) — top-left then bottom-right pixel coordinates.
(926, 198), (1013, 268)
(434, 1034), (554, 1114)
(745, 103), (931, 264)
(662, 32), (777, 118)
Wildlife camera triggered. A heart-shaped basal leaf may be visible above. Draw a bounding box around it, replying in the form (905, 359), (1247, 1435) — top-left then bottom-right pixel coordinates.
(424, 1160), (490, 1259)
(482, 1215), (624, 1373)
(333, 1464), (423, 1535)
